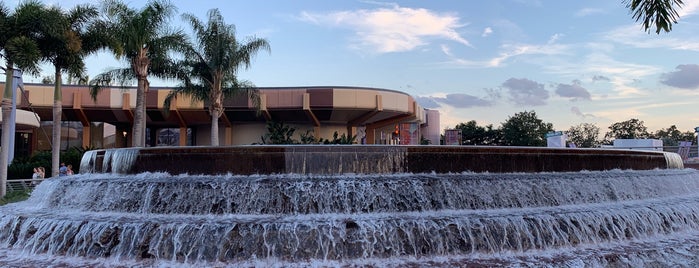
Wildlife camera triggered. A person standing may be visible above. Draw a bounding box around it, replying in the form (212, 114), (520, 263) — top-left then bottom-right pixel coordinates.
(59, 162), (67, 176)
(32, 167), (44, 185)
(66, 164), (74, 176)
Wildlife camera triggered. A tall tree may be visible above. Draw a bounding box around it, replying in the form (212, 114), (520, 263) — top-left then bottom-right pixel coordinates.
(89, 0), (185, 147)
(625, 0), (685, 34)
(500, 110), (554, 147)
(652, 125), (696, 146)
(454, 120), (501, 145)
(0, 1), (44, 197)
(164, 8), (270, 146)
(566, 123), (601, 148)
(604, 118), (650, 141)
(38, 4), (104, 177)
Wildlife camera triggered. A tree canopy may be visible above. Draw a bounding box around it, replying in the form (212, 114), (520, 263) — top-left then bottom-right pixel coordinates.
(164, 8), (270, 145)
(89, 0), (186, 147)
(566, 123), (601, 148)
(500, 111), (554, 146)
(604, 118), (650, 141)
(454, 120), (501, 145)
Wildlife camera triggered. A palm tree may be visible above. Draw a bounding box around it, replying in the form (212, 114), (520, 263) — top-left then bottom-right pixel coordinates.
(38, 4), (106, 177)
(0, 1), (44, 197)
(164, 8), (270, 146)
(625, 0), (684, 33)
(89, 0), (185, 147)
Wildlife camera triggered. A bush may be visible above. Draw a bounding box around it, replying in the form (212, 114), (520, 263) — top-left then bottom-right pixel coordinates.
(7, 146), (95, 179)
(0, 189), (31, 205)
(8, 151), (50, 180)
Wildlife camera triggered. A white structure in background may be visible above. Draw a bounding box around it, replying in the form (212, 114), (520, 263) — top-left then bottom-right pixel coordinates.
(613, 139), (663, 151)
(546, 131), (566, 148)
(423, 110), (440, 145)
(0, 70), (40, 163)
(0, 109), (40, 129)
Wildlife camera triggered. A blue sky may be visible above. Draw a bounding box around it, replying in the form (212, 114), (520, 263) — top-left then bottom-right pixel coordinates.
(12, 0), (699, 133)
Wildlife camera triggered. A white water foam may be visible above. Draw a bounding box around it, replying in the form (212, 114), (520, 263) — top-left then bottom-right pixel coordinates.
(2, 169), (699, 266)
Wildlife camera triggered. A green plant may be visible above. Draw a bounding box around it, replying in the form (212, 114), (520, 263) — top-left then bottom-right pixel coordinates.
(299, 130), (317, 144)
(261, 121), (297, 144)
(7, 146), (96, 179)
(8, 151), (51, 179)
(0, 189), (32, 205)
(319, 131), (357, 144)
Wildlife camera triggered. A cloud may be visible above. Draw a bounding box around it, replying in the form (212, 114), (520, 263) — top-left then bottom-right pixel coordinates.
(571, 106), (595, 118)
(604, 25), (699, 52)
(575, 8), (604, 17)
(678, 1), (699, 18)
(415, 96), (441, 108)
(487, 42), (568, 67)
(502, 78), (549, 106)
(440, 44), (452, 56)
(661, 64), (699, 89)
(437, 37), (569, 69)
(544, 52), (659, 96)
(420, 93), (494, 108)
(482, 27), (493, 37)
(435, 93), (494, 108)
(556, 80), (591, 101)
(547, 33), (563, 44)
(299, 4), (470, 53)
(592, 75), (610, 82)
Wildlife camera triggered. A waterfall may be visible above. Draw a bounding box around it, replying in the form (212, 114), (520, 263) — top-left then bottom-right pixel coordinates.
(1, 146), (696, 267)
(2, 169), (699, 266)
(664, 152), (684, 169)
(102, 148), (140, 174)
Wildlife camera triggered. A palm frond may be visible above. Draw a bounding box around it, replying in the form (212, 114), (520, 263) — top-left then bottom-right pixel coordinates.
(5, 36), (41, 75)
(88, 68), (134, 100)
(626, 0), (684, 34)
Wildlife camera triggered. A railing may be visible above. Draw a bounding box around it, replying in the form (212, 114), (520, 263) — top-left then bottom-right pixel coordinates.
(600, 145), (697, 159)
(6, 179), (43, 192)
(663, 145), (698, 159)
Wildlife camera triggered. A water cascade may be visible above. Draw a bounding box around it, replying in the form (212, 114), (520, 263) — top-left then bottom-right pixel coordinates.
(1, 146), (698, 267)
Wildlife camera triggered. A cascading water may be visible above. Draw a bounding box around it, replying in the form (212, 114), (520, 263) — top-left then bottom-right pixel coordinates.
(1, 146), (698, 267)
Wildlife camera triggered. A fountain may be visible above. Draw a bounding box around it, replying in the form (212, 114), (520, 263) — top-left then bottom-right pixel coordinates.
(1, 145), (698, 267)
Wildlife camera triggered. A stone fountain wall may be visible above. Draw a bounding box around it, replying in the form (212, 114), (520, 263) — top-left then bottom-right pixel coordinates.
(80, 145), (682, 176)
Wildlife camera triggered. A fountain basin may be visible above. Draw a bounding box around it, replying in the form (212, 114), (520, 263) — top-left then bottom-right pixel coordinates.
(80, 145), (683, 175)
(0, 145), (694, 267)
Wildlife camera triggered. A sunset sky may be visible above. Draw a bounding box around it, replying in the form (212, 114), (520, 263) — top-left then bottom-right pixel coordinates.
(11, 0), (699, 133)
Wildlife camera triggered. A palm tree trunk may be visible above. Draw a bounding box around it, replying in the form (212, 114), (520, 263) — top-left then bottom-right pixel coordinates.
(132, 76), (147, 147)
(210, 88), (223, 146)
(0, 64), (14, 197)
(51, 69), (62, 177)
(210, 109), (220, 146)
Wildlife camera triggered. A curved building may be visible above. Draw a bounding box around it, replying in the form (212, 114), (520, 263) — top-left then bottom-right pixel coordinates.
(4, 83), (439, 153)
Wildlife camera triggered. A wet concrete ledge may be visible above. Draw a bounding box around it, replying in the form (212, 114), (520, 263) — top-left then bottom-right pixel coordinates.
(80, 145), (683, 175)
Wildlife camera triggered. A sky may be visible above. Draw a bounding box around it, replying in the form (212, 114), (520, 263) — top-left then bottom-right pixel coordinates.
(9, 0), (699, 133)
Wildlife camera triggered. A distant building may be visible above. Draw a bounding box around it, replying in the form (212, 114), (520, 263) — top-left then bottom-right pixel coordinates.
(0, 83), (439, 156)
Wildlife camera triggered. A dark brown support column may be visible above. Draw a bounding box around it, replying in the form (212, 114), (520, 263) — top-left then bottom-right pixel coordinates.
(73, 92), (91, 148)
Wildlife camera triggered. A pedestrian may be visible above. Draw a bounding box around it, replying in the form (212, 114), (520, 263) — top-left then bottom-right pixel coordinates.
(66, 164), (74, 176)
(31, 167), (45, 185)
(59, 162), (67, 176)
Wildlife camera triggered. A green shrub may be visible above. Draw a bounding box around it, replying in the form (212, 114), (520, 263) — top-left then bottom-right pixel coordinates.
(319, 131), (357, 144)
(7, 146), (96, 179)
(0, 189), (31, 205)
(8, 151), (50, 180)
